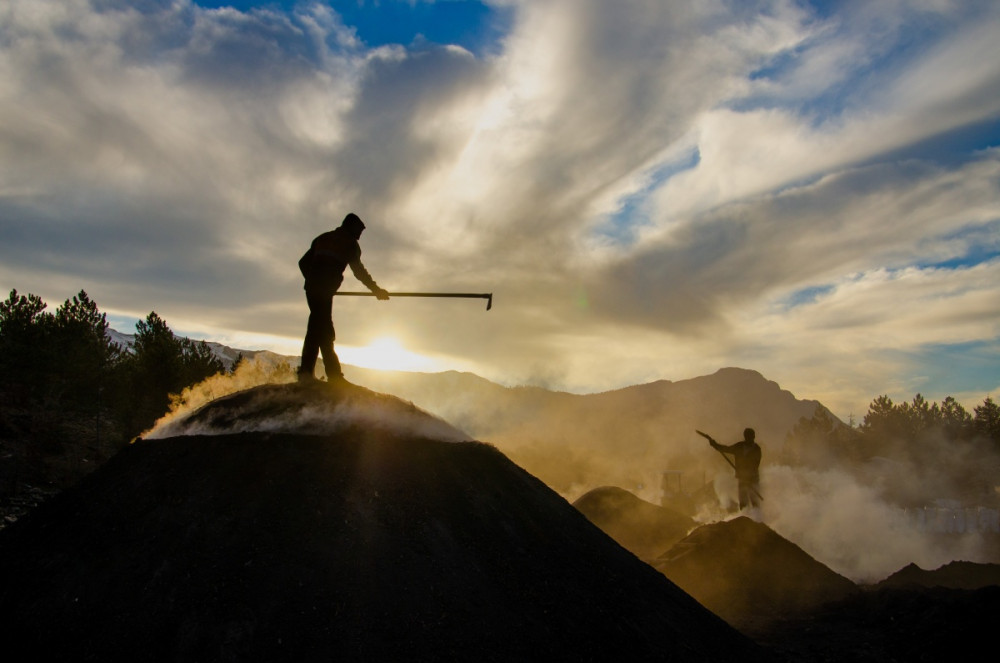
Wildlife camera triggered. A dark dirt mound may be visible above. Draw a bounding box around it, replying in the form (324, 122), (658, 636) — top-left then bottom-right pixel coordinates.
(573, 486), (696, 560)
(0, 383), (767, 662)
(876, 560), (1000, 590)
(652, 516), (858, 628)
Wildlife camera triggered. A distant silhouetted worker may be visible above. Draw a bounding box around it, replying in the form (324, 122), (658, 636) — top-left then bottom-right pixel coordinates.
(701, 428), (762, 510)
(297, 213), (388, 382)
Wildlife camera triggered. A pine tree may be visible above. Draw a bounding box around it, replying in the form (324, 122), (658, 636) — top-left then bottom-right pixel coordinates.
(973, 396), (1000, 444)
(121, 312), (225, 436)
(939, 396), (973, 441)
(0, 289), (54, 404)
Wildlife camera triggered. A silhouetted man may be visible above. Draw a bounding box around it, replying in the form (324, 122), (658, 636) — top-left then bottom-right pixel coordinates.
(298, 213), (388, 382)
(704, 428), (762, 510)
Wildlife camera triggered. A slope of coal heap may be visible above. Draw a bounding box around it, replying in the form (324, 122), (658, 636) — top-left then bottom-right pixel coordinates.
(574, 486), (696, 560)
(653, 516), (858, 627)
(877, 560), (1000, 590)
(0, 382), (766, 662)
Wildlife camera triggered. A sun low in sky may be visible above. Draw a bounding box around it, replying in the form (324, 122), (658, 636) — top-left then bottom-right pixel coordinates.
(339, 336), (443, 373)
(1, 0), (998, 419)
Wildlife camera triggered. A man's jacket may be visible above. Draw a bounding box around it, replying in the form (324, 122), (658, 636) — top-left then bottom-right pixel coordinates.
(299, 227), (378, 295)
(710, 440), (761, 483)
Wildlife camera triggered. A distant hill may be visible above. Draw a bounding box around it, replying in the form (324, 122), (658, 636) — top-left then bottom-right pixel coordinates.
(0, 382), (766, 662)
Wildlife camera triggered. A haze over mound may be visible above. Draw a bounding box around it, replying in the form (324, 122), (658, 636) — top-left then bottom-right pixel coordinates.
(0, 382), (766, 662)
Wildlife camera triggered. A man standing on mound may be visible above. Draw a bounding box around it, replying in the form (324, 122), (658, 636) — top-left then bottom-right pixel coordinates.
(298, 213), (389, 382)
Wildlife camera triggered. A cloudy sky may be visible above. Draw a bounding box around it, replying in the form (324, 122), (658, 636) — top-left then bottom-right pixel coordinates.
(1, 0), (998, 419)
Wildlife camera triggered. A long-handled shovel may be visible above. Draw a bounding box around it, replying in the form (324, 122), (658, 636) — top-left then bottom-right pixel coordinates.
(696, 430), (763, 502)
(335, 291), (494, 310)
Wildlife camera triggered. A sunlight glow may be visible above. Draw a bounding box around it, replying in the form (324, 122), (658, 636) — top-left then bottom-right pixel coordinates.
(338, 337), (442, 373)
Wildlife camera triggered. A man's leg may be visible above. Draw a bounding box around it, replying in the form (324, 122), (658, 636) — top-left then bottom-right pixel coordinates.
(321, 317), (343, 381)
(737, 483), (750, 510)
(300, 290), (333, 381)
(307, 290), (343, 380)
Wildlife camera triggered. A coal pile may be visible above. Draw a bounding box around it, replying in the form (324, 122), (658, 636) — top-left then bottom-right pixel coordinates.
(0, 382), (766, 662)
(573, 486), (695, 560)
(652, 516), (858, 628)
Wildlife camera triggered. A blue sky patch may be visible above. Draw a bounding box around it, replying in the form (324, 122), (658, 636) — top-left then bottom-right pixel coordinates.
(870, 117), (1000, 168)
(917, 220), (1000, 271)
(594, 147), (701, 245)
(906, 340), (1000, 401)
(782, 283), (835, 310)
(195, 1), (510, 55)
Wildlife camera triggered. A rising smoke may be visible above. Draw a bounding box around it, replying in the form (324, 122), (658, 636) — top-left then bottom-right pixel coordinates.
(753, 464), (995, 582)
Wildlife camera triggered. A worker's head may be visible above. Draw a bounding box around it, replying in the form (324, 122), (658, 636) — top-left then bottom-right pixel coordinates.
(341, 213), (365, 240)
(744, 427), (756, 442)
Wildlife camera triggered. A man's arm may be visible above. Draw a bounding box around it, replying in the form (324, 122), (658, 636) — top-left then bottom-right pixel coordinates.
(348, 256), (389, 300)
(697, 430), (733, 452)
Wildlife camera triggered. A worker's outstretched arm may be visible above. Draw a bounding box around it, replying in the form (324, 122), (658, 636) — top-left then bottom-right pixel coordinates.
(348, 257), (389, 300)
(696, 430), (734, 452)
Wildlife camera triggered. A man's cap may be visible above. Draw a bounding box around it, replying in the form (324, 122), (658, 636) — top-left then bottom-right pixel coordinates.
(342, 213), (365, 231)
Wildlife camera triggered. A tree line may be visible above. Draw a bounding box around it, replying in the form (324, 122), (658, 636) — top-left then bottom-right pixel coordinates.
(788, 392), (999, 454)
(0, 288), (226, 495)
(782, 391), (1000, 504)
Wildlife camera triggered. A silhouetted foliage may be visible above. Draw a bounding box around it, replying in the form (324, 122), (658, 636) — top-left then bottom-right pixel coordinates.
(0, 289), (224, 500)
(973, 396), (1000, 445)
(783, 391), (994, 472)
(0, 290), (51, 406)
(121, 311), (225, 434)
(782, 406), (862, 467)
(860, 393), (978, 447)
(853, 392), (996, 505)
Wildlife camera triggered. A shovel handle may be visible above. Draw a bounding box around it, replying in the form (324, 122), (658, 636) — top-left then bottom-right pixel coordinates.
(335, 291), (493, 310)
